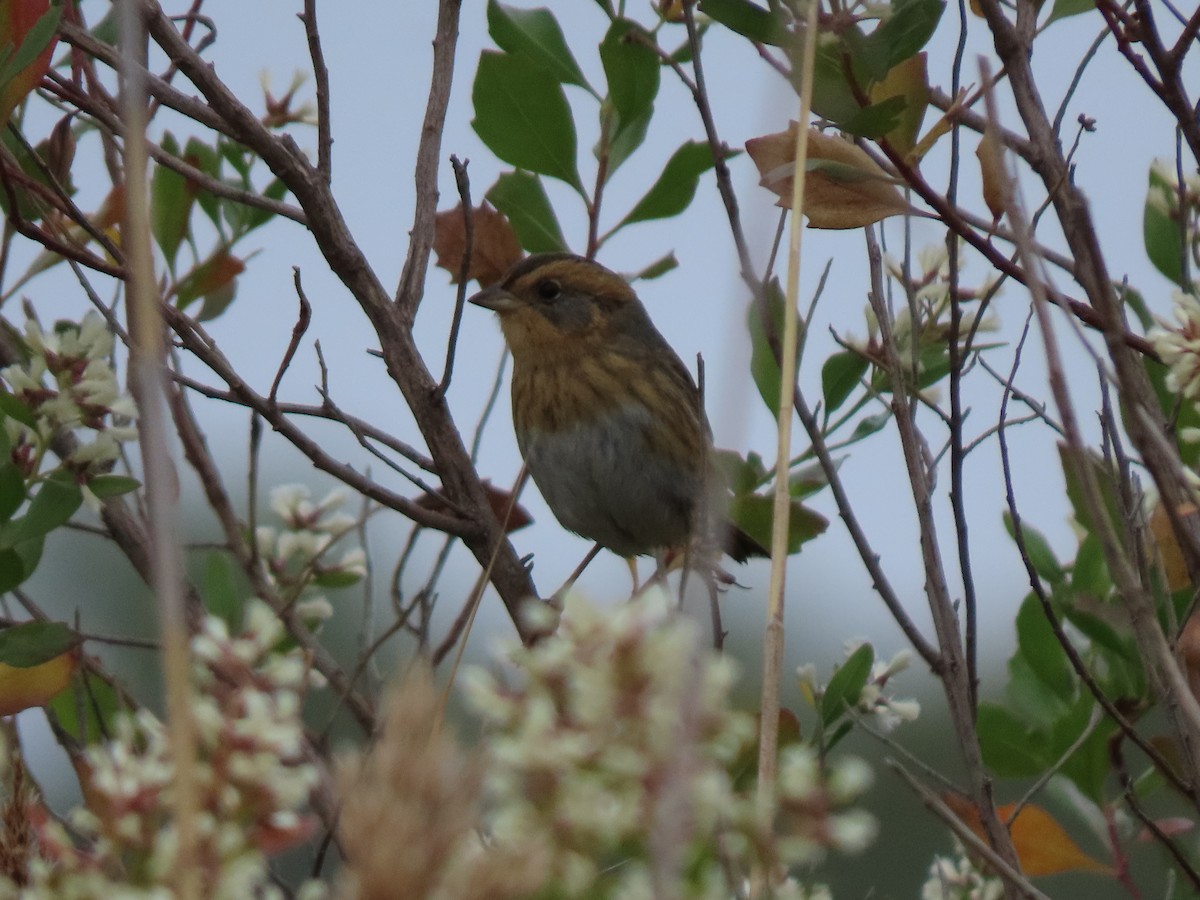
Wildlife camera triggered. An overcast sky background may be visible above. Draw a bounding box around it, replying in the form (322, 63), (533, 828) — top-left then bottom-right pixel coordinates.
(11, 2), (1195, 893)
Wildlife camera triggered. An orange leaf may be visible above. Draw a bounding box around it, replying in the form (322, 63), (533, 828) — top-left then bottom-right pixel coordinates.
(433, 202), (524, 288)
(0, 648), (78, 716)
(171, 248), (246, 311)
(745, 124), (912, 229)
(945, 794), (1113, 877)
(0, 0), (59, 123)
(1179, 612), (1200, 706)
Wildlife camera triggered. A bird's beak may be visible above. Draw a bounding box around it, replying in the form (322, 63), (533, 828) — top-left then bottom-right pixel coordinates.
(468, 285), (520, 313)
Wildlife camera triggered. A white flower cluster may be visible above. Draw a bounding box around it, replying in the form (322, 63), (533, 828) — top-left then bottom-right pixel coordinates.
(798, 645), (921, 736)
(857, 648), (922, 733)
(254, 484), (366, 626)
(921, 842), (1004, 900)
(9, 601), (325, 899)
(0, 313), (138, 479)
(1151, 290), (1200, 411)
(462, 589), (874, 898)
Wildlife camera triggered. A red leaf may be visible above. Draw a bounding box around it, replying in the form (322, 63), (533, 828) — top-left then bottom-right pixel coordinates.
(0, 0), (59, 123)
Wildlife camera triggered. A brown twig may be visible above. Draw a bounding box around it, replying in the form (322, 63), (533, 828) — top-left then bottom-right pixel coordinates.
(163, 306), (469, 534)
(393, 0), (461, 320)
(269, 268), (314, 405)
(437, 155), (473, 398)
(299, 0), (332, 183)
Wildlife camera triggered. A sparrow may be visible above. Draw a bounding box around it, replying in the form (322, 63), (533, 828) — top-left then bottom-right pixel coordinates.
(469, 252), (763, 564)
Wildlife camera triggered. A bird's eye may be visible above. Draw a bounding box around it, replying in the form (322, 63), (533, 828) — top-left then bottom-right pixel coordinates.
(537, 279), (561, 302)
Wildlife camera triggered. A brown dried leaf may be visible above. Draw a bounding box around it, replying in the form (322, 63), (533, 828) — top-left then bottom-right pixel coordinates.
(416, 480), (532, 533)
(745, 124), (911, 229)
(976, 130), (1010, 222)
(433, 203), (523, 288)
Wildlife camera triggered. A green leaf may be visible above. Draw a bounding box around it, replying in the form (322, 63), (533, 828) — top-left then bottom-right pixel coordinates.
(486, 170), (569, 253)
(839, 95), (908, 140)
(1062, 606), (1144, 698)
(788, 459), (831, 498)
(48, 669), (122, 745)
(0, 128), (52, 222)
(1071, 533), (1111, 598)
(1117, 282), (1153, 332)
(860, 0), (944, 80)
(977, 702), (1049, 777)
(1014, 593), (1075, 703)
(0, 620), (78, 667)
(810, 38), (867, 126)
(729, 493), (828, 557)
(1046, 0), (1097, 25)
(821, 643), (873, 726)
(233, 178), (288, 236)
(699, 0), (787, 46)
(314, 569), (362, 589)
(0, 547), (26, 592)
(472, 51), (582, 191)
(747, 280), (796, 414)
(847, 410), (891, 443)
(1002, 511), (1064, 585)
(618, 141), (719, 228)
(0, 464), (24, 521)
(150, 132), (193, 270)
(219, 138), (255, 180)
(185, 136), (223, 228)
(487, 0), (593, 93)
(1053, 694), (1110, 802)
(86, 474), (141, 499)
(629, 252), (678, 281)
(1006, 652), (1069, 728)
(197, 279), (238, 322)
(3, 478), (81, 546)
(1143, 162), (1186, 288)
(88, 7), (120, 48)
(821, 350), (868, 417)
(712, 449), (769, 495)
(1058, 445), (1123, 543)
(600, 19), (660, 174)
(204, 551), (244, 631)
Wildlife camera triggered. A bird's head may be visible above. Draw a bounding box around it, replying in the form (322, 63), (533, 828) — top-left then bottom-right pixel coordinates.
(469, 253), (648, 361)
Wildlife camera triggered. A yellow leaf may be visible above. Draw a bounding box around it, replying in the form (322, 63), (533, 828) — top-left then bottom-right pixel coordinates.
(908, 93), (963, 164)
(745, 124), (913, 229)
(1150, 500), (1196, 592)
(869, 54), (929, 158)
(0, 649), (78, 716)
